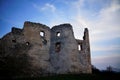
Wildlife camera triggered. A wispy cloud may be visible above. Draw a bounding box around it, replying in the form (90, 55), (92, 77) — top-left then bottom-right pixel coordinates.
(41, 3), (56, 12)
(72, 0), (120, 39)
(33, 3), (56, 13)
(90, 0), (120, 41)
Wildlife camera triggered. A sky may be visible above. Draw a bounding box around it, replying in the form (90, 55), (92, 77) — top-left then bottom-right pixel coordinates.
(0, 0), (120, 70)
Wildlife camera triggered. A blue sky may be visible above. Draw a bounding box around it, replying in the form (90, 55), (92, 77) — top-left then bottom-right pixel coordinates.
(0, 0), (120, 70)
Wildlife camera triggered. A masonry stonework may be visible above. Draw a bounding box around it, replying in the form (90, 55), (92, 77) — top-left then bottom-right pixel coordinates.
(0, 21), (92, 77)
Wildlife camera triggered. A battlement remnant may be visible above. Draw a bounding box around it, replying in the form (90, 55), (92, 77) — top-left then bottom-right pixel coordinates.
(0, 21), (92, 77)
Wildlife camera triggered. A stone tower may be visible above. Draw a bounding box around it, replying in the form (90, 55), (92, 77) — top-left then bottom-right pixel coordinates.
(0, 21), (91, 77)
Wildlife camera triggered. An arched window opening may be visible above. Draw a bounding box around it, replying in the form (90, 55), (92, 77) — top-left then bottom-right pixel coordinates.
(40, 31), (45, 37)
(55, 42), (61, 52)
(78, 44), (81, 51)
(56, 32), (60, 37)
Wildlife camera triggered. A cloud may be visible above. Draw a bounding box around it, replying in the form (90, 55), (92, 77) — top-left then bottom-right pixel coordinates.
(33, 3), (56, 13)
(90, 0), (120, 41)
(73, 0), (120, 40)
(41, 3), (56, 12)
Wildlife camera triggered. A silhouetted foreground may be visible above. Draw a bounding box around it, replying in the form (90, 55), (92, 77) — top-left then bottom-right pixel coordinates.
(0, 73), (120, 80)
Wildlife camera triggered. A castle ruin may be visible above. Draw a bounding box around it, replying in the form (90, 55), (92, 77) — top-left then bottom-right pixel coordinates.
(0, 21), (91, 77)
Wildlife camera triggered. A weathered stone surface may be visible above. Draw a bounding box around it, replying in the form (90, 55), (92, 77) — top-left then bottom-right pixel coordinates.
(0, 21), (91, 77)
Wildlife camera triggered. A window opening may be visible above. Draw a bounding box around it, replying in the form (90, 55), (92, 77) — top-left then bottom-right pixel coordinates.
(56, 32), (60, 37)
(78, 44), (81, 51)
(55, 42), (61, 52)
(12, 39), (16, 43)
(40, 31), (45, 37)
(26, 42), (30, 45)
(42, 39), (47, 45)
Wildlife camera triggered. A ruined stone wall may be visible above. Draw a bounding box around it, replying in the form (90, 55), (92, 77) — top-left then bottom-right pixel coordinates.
(0, 21), (91, 77)
(23, 22), (52, 74)
(51, 24), (81, 74)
